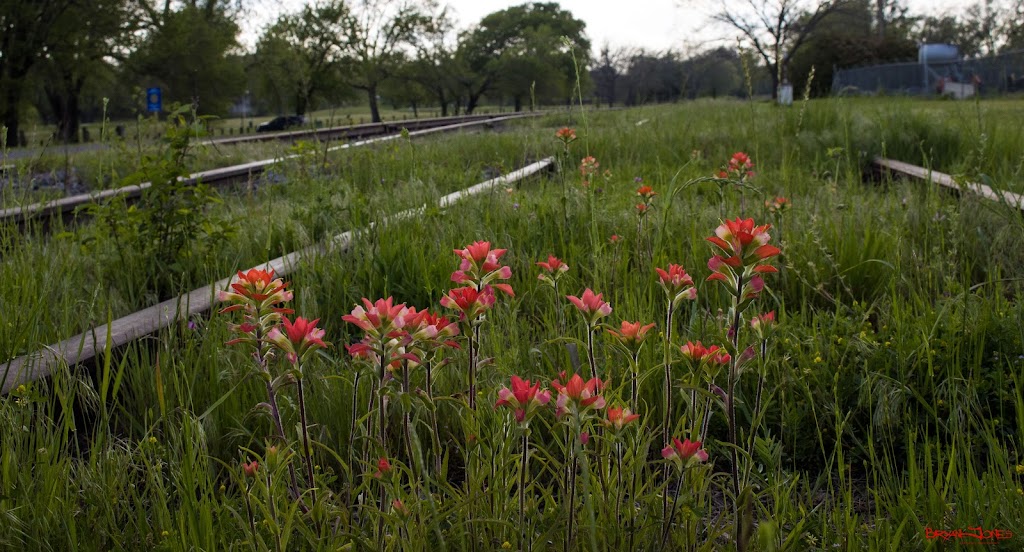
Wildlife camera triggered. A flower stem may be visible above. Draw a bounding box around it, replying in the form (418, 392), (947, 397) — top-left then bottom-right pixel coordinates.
(264, 379), (303, 504)
(565, 450), (578, 552)
(426, 361), (442, 475)
(402, 362), (416, 480)
(662, 301), (674, 527)
(468, 323), (478, 411)
(728, 278), (744, 550)
(295, 377), (316, 506)
(630, 352), (640, 409)
(660, 472), (683, 551)
(520, 429), (530, 550)
(347, 371), (360, 514)
(586, 326), (598, 380)
(244, 482), (257, 551)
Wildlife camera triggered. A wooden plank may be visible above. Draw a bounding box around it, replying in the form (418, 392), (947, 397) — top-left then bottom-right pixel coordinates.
(874, 157), (1024, 211)
(0, 114), (535, 226)
(1, 157), (554, 394)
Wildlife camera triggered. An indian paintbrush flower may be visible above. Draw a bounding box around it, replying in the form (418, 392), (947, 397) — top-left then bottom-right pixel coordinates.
(441, 285), (498, 322)
(374, 457), (392, 478)
(566, 288), (612, 327)
(536, 255), (570, 287)
(451, 241), (514, 296)
(606, 321), (656, 354)
(680, 341), (731, 370)
(720, 151), (755, 180)
(603, 406), (640, 431)
(555, 127), (577, 146)
(495, 375), (552, 426)
(662, 437), (709, 469)
(655, 264), (698, 309)
(551, 372), (607, 418)
(266, 316), (330, 364)
(766, 197), (790, 213)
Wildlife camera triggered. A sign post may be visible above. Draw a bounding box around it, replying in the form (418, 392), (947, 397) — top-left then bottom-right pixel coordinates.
(146, 87), (162, 113)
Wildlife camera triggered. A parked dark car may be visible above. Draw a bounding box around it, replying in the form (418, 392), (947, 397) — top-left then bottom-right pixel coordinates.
(256, 115), (305, 132)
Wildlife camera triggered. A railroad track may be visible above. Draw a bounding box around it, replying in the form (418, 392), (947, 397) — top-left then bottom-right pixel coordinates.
(0, 157), (555, 395)
(0, 113), (537, 230)
(873, 157), (1024, 213)
(200, 113), (501, 147)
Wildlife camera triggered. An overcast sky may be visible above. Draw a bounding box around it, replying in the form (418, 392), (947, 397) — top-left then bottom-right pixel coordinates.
(244, 0), (972, 52)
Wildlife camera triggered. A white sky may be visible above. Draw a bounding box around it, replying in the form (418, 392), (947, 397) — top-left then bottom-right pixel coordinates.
(244, 0), (973, 53)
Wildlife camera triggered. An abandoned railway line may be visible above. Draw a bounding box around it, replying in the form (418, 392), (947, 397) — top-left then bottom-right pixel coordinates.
(0, 113), (535, 230)
(0, 157), (554, 395)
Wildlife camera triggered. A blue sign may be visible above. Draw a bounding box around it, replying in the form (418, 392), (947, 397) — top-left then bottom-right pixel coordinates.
(146, 87), (162, 112)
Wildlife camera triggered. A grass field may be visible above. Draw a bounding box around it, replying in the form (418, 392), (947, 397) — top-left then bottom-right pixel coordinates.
(1, 97), (1023, 551)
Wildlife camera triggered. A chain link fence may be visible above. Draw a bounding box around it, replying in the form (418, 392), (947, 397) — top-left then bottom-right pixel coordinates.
(832, 49), (1024, 96)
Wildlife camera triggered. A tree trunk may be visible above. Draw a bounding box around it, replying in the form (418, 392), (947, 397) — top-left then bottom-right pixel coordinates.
(367, 85), (381, 123)
(1, 82), (22, 148)
(513, 95), (522, 112)
(46, 75), (83, 144)
(411, 100), (418, 118)
(466, 92), (482, 114)
(436, 90), (448, 116)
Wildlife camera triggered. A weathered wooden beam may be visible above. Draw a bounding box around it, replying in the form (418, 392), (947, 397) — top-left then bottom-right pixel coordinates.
(1, 157), (554, 395)
(873, 157), (1024, 212)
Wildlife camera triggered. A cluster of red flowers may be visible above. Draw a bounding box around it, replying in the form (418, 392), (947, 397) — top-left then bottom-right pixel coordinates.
(717, 151), (755, 181)
(218, 268), (329, 364)
(766, 196), (790, 213)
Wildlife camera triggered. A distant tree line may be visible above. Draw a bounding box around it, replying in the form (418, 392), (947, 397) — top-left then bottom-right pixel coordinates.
(1, 0), (1021, 144)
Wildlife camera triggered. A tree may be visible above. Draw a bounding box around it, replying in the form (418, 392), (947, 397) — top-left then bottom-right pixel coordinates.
(253, 1), (350, 116)
(0, 0), (75, 144)
(590, 45), (629, 107)
(1005, 0), (1024, 51)
(620, 50), (684, 105)
(36, 0), (140, 143)
(710, 0), (846, 97)
(789, 0), (915, 95)
(684, 47), (744, 99)
(405, 9), (463, 116)
(341, 0), (435, 123)
(129, 1), (246, 115)
(457, 2), (590, 113)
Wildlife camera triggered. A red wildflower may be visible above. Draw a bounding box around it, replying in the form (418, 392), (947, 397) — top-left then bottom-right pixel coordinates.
(766, 197), (790, 213)
(343, 297), (410, 336)
(606, 320), (656, 352)
(680, 341), (731, 367)
(266, 316), (330, 364)
(604, 406), (640, 431)
(662, 437), (709, 467)
(580, 156), (600, 177)
(451, 241), (513, 293)
(495, 375), (552, 424)
(555, 127), (577, 145)
(441, 285), (498, 321)
(566, 288), (612, 326)
(536, 255), (568, 274)
(374, 457), (392, 478)
(636, 185), (656, 199)
(655, 264), (698, 308)
(551, 372), (606, 417)
(242, 460), (259, 478)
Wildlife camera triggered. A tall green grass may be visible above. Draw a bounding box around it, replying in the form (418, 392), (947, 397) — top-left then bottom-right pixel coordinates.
(2, 98), (1023, 550)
